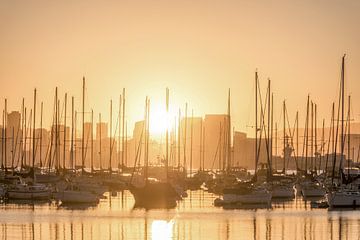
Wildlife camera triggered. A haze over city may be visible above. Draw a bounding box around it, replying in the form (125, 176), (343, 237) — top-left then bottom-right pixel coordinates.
(1, 0), (360, 137)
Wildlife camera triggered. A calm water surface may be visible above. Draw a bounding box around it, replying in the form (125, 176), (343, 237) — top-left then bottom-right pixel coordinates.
(0, 190), (359, 240)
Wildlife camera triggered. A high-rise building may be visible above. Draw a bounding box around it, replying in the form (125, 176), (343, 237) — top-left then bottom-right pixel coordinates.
(7, 111), (21, 133)
(6, 111), (22, 168)
(179, 117), (202, 170)
(96, 122), (108, 140)
(203, 114), (230, 170)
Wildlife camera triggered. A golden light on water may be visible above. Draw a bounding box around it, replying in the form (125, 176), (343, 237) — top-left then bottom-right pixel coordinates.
(151, 220), (174, 240)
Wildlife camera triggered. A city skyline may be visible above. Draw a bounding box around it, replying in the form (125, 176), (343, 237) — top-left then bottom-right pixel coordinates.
(2, 107), (360, 171)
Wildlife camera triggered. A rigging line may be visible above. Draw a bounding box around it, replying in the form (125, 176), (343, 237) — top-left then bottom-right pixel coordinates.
(301, 96), (310, 171)
(210, 125), (222, 171)
(258, 80), (271, 169)
(256, 79), (269, 170)
(325, 104), (334, 175)
(331, 69), (343, 183)
(12, 120), (22, 168)
(44, 92), (57, 171)
(109, 109), (120, 162)
(284, 106), (298, 169)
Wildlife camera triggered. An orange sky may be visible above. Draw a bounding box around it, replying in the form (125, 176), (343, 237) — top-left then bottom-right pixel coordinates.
(0, 0), (359, 137)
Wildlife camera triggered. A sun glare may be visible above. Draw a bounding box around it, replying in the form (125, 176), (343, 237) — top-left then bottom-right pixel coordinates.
(149, 106), (172, 136)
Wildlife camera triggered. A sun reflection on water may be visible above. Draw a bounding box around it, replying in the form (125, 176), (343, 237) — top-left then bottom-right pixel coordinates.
(151, 220), (174, 240)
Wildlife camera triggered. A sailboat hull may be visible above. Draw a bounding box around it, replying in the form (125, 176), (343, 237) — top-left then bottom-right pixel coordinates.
(301, 188), (326, 198)
(327, 191), (360, 208)
(272, 186), (295, 199)
(222, 188), (272, 205)
(7, 182), (51, 200)
(56, 191), (99, 204)
(130, 182), (179, 209)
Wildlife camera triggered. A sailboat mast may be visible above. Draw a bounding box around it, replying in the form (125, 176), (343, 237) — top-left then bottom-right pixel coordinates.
(145, 98), (150, 183)
(21, 98), (24, 168)
(183, 103), (188, 177)
(57, 100), (60, 170)
(177, 108), (181, 169)
(219, 122), (222, 171)
(275, 123), (278, 169)
(109, 99), (112, 173)
(99, 113), (102, 170)
(74, 111), (77, 169)
(267, 81), (271, 172)
(4, 99), (7, 171)
(28, 109), (32, 167)
(311, 101), (314, 171)
(347, 95), (351, 176)
(32, 88), (36, 178)
(283, 100), (286, 173)
(222, 118), (226, 171)
(340, 55), (345, 174)
(305, 95), (309, 172)
(1, 110), (4, 169)
(202, 126), (205, 171)
(315, 103), (318, 171)
(11, 127), (14, 172)
(82, 77), (85, 174)
(296, 112), (299, 161)
(255, 71), (258, 173)
(118, 95), (122, 170)
(125, 121), (128, 169)
(91, 109), (94, 173)
(55, 87), (58, 171)
(271, 93), (274, 171)
(199, 118), (203, 171)
(227, 89), (231, 172)
(40, 102), (43, 168)
(63, 93), (67, 171)
(165, 88), (169, 181)
(190, 109), (193, 177)
(70, 97), (74, 169)
(143, 98), (148, 180)
(122, 88), (126, 168)
(332, 103), (335, 154)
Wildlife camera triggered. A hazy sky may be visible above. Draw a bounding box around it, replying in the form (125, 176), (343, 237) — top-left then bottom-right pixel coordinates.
(0, 0), (359, 137)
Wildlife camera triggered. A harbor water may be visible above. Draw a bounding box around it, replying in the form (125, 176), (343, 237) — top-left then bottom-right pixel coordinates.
(0, 190), (359, 240)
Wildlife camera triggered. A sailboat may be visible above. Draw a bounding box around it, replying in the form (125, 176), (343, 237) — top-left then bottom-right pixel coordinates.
(7, 180), (51, 200)
(327, 55), (360, 207)
(217, 77), (272, 206)
(326, 184), (360, 208)
(301, 180), (326, 198)
(266, 83), (295, 199)
(7, 89), (51, 200)
(55, 182), (99, 204)
(129, 92), (179, 209)
(54, 78), (103, 204)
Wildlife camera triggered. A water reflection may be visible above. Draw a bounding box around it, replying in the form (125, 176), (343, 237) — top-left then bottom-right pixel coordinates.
(151, 220), (174, 240)
(0, 191), (359, 239)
